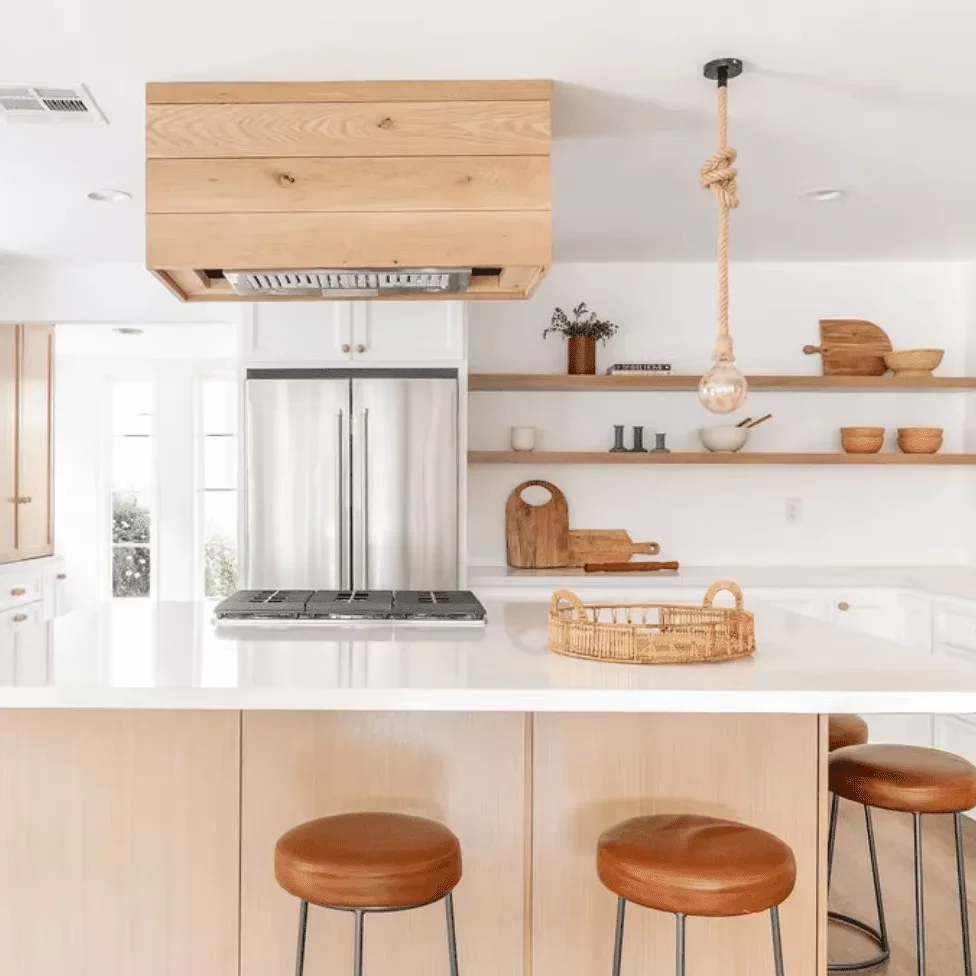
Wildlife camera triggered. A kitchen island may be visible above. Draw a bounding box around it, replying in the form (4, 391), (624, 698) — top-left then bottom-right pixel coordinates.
(2, 598), (976, 976)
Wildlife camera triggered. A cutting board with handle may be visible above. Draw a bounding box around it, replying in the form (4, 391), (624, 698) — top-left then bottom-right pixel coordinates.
(567, 530), (661, 567)
(505, 480), (569, 568)
(803, 319), (892, 376)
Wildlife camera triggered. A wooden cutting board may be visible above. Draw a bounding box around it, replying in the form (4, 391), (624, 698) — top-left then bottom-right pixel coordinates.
(567, 530), (661, 567)
(505, 480), (569, 568)
(803, 319), (892, 376)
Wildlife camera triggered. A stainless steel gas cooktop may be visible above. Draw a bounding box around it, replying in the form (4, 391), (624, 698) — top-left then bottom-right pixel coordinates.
(213, 589), (487, 625)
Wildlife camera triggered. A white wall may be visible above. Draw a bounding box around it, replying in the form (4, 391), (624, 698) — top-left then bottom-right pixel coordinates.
(0, 260), (243, 324)
(468, 262), (972, 566)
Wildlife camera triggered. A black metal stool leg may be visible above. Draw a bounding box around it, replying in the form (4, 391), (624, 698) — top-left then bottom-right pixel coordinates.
(770, 905), (786, 976)
(611, 898), (626, 976)
(353, 908), (366, 976)
(954, 813), (974, 976)
(827, 793), (840, 888)
(446, 892), (460, 976)
(675, 913), (686, 976)
(828, 804), (891, 972)
(913, 813), (926, 976)
(295, 900), (309, 976)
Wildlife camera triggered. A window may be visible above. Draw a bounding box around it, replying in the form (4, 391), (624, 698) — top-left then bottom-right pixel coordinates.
(200, 379), (239, 598)
(110, 381), (153, 598)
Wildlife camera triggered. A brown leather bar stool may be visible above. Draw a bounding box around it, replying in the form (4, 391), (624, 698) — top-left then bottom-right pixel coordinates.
(828, 744), (976, 976)
(597, 814), (797, 976)
(275, 812), (462, 976)
(828, 714), (869, 752)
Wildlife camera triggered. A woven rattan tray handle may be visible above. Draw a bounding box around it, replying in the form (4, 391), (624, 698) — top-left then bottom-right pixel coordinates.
(550, 589), (587, 620)
(702, 580), (745, 609)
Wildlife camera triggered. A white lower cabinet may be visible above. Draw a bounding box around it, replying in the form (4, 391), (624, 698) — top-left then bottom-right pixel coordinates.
(0, 602), (50, 685)
(936, 714), (976, 815)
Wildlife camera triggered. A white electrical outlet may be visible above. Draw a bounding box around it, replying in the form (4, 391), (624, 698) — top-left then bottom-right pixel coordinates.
(785, 498), (803, 523)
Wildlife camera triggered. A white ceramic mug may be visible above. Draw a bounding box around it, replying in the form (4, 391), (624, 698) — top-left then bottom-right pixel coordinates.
(511, 426), (536, 452)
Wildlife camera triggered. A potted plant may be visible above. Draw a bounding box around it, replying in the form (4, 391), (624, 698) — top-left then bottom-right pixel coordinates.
(543, 303), (618, 375)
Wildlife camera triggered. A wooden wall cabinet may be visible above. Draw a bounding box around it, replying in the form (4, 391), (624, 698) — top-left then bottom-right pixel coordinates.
(0, 324), (53, 564)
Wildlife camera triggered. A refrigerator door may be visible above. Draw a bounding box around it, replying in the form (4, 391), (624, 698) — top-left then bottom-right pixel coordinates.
(351, 369), (459, 590)
(245, 372), (351, 590)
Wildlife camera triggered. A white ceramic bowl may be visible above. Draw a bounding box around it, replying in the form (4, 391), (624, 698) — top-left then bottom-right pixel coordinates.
(699, 425), (749, 453)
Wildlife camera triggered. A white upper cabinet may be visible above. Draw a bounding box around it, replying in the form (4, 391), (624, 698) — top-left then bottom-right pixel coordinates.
(244, 302), (466, 367)
(351, 302), (465, 364)
(244, 303), (353, 365)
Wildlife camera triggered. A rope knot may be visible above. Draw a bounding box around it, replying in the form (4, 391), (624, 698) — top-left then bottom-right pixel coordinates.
(700, 146), (739, 210)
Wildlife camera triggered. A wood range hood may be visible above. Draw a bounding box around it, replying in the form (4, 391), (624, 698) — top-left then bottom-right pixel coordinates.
(146, 79), (552, 302)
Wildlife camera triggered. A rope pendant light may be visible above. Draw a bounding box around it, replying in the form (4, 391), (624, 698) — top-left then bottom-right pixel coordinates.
(698, 57), (748, 414)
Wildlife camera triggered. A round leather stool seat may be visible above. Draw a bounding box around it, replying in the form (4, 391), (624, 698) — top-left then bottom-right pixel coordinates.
(830, 744), (976, 814)
(829, 714), (869, 752)
(597, 814), (797, 917)
(275, 812), (462, 909)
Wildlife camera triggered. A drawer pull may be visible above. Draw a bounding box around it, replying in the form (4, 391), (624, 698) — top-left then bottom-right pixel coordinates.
(15, 496), (31, 504)
(56, 573), (67, 580)
(12, 614), (27, 623)
(10, 587), (26, 596)
(356, 343), (367, 354)
(837, 601), (850, 612)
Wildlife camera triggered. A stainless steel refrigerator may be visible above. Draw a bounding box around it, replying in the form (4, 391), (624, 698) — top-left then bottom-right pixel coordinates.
(244, 368), (459, 590)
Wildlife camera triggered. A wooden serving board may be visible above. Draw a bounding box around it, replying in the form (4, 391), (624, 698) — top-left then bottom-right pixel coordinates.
(567, 530), (661, 567)
(803, 319), (892, 376)
(505, 480), (569, 568)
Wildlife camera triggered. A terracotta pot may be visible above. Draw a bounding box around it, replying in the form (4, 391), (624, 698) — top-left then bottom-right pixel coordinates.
(567, 336), (597, 375)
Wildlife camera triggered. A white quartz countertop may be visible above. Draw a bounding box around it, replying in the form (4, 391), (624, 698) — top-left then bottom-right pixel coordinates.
(470, 564), (976, 601)
(3, 598), (976, 712)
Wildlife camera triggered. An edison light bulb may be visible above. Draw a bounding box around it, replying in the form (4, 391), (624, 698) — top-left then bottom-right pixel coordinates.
(699, 356), (748, 414)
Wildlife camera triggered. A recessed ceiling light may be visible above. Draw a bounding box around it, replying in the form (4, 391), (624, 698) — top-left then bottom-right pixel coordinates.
(800, 188), (846, 203)
(113, 327), (143, 336)
(87, 188), (131, 203)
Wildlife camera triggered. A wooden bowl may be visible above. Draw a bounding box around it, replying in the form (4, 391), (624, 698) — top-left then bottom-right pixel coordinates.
(884, 349), (944, 376)
(840, 427), (885, 454)
(897, 427), (943, 454)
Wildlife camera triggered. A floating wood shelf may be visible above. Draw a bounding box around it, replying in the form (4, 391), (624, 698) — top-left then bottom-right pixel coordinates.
(468, 374), (976, 392)
(469, 451), (976, 465)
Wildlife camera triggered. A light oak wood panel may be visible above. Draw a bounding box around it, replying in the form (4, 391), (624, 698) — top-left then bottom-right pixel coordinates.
(533, 714), (821, 976)
(146, 101), (551, 159)
(16, 325), (52, 559)
(241, 712), (527, 976)
(147, 80), (554, 104)
(147, 155), (551, 213)
(0, 326), (17, 563)
(469, 451), (976, 465)
(0, 710), (240, 976)
(469, 372), (976, 391)
(148, 210), (552, 269)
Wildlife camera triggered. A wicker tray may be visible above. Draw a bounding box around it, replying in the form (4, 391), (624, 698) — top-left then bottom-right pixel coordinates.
(547, 580), (755, 665)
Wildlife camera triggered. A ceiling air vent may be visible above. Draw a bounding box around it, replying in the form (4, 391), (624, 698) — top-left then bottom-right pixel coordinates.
(0, 84), (106, 123)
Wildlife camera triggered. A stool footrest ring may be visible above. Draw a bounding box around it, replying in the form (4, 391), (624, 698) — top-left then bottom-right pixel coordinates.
(827, 911), (891, 973)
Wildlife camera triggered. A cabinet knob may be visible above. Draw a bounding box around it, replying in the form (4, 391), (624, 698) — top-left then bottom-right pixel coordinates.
(56, 573), (67, 580)
(341, 343), (351, 353)
(11, 614), (27, 623)
(837, 601), (850, 612)
(356, 344), (367, 354)
(10, 587), (25, 596)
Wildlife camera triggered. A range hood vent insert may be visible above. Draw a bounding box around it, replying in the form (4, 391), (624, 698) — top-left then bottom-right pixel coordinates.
(225, 268), (472, 297)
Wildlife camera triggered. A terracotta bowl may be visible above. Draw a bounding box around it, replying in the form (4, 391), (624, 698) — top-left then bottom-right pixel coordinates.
(897, 427), (943, 454)
(884, 349), (944, 376)
(840, 427), (885, 454)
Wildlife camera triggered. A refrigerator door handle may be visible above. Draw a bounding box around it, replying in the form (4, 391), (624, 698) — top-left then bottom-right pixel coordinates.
(357, 408), (370, 588)
(336, 409), (350, 589)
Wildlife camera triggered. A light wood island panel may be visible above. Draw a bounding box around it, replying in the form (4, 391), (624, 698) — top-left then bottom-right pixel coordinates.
(0, 710), (240, 976)
(532, 714), (825, 976)
(240, 712), (529, 976)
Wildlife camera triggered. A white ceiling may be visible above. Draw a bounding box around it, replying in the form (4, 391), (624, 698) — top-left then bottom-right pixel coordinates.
(3, 0), (976, 263)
